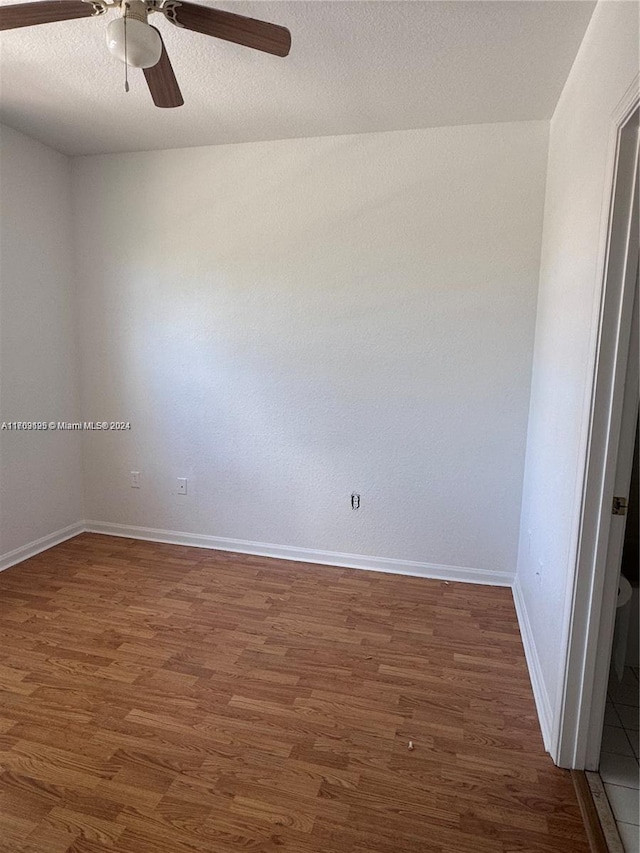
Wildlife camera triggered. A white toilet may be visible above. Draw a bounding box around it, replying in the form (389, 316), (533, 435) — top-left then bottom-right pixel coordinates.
(612, 574), (634, 681)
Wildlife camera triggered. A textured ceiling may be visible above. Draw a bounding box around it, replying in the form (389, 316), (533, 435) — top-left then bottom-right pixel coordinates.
(0, 0), (596, 156)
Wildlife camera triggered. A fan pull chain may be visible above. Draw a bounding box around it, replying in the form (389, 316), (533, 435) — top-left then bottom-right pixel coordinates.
(123, 3), (129, 92)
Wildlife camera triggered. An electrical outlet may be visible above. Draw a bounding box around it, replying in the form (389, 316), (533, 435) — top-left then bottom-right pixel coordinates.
(131, 471), (140, 488)
(177, 478), (188, 496)
(351, 493), (360, 510)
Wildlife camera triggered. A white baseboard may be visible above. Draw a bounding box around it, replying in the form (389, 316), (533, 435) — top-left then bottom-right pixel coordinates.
(512, 575), (553, 750)
(84, 520), (513, 587)
(1, 518), (512, 586)
(0, 522), (85, 573)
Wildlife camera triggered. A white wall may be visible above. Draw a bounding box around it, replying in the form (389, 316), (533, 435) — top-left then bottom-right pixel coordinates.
(0, 124), (83, 561)
(515, 1), (639, 747)
(73, 120), (548, 580)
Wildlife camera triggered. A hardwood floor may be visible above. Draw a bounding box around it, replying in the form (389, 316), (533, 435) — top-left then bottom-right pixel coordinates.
(0, 533), (589, 852)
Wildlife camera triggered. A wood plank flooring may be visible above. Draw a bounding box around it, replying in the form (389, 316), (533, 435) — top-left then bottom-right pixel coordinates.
(0, 533), (589, 852)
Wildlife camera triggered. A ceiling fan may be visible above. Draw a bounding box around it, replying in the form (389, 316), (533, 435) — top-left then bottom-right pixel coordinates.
(0, 0), (291, 107)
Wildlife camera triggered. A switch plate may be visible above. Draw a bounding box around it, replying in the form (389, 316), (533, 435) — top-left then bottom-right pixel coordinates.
(177, 478), (188, 496)
(131, 471), (140, 488)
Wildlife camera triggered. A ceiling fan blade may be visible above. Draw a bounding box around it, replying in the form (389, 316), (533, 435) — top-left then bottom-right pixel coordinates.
(143, 28), (184, 108)
(0, 0), (99, 30)
(170, 3), (291, 57)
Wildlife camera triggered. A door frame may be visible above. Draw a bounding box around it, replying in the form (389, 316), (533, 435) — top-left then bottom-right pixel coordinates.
(554, 86), (639, 769)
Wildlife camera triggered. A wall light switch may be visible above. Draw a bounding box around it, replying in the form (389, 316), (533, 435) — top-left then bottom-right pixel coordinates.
(131, 471), (140, 488)
(177, 478), (188, 495)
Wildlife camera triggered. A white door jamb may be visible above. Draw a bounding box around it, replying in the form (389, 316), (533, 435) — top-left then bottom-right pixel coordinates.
(554, 87), (639, 769)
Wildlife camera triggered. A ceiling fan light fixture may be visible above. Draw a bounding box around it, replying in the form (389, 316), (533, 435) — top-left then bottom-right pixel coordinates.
(106, 15), (162, 69)
(1, 0), (291, 109)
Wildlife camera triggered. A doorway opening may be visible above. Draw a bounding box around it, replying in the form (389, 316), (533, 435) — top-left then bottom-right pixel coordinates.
(555, 95), (638, 779)
(588, 286), (640, 853)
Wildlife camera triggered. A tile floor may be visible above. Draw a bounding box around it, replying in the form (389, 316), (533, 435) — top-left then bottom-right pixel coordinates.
(601, 666), (640, 852)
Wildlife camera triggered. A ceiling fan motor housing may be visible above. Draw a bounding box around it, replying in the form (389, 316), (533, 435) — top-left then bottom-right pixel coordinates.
(122, 1), (150, 24)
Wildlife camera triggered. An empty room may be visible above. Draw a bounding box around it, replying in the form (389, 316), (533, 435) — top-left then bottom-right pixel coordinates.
(0, 1), (638, 851)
